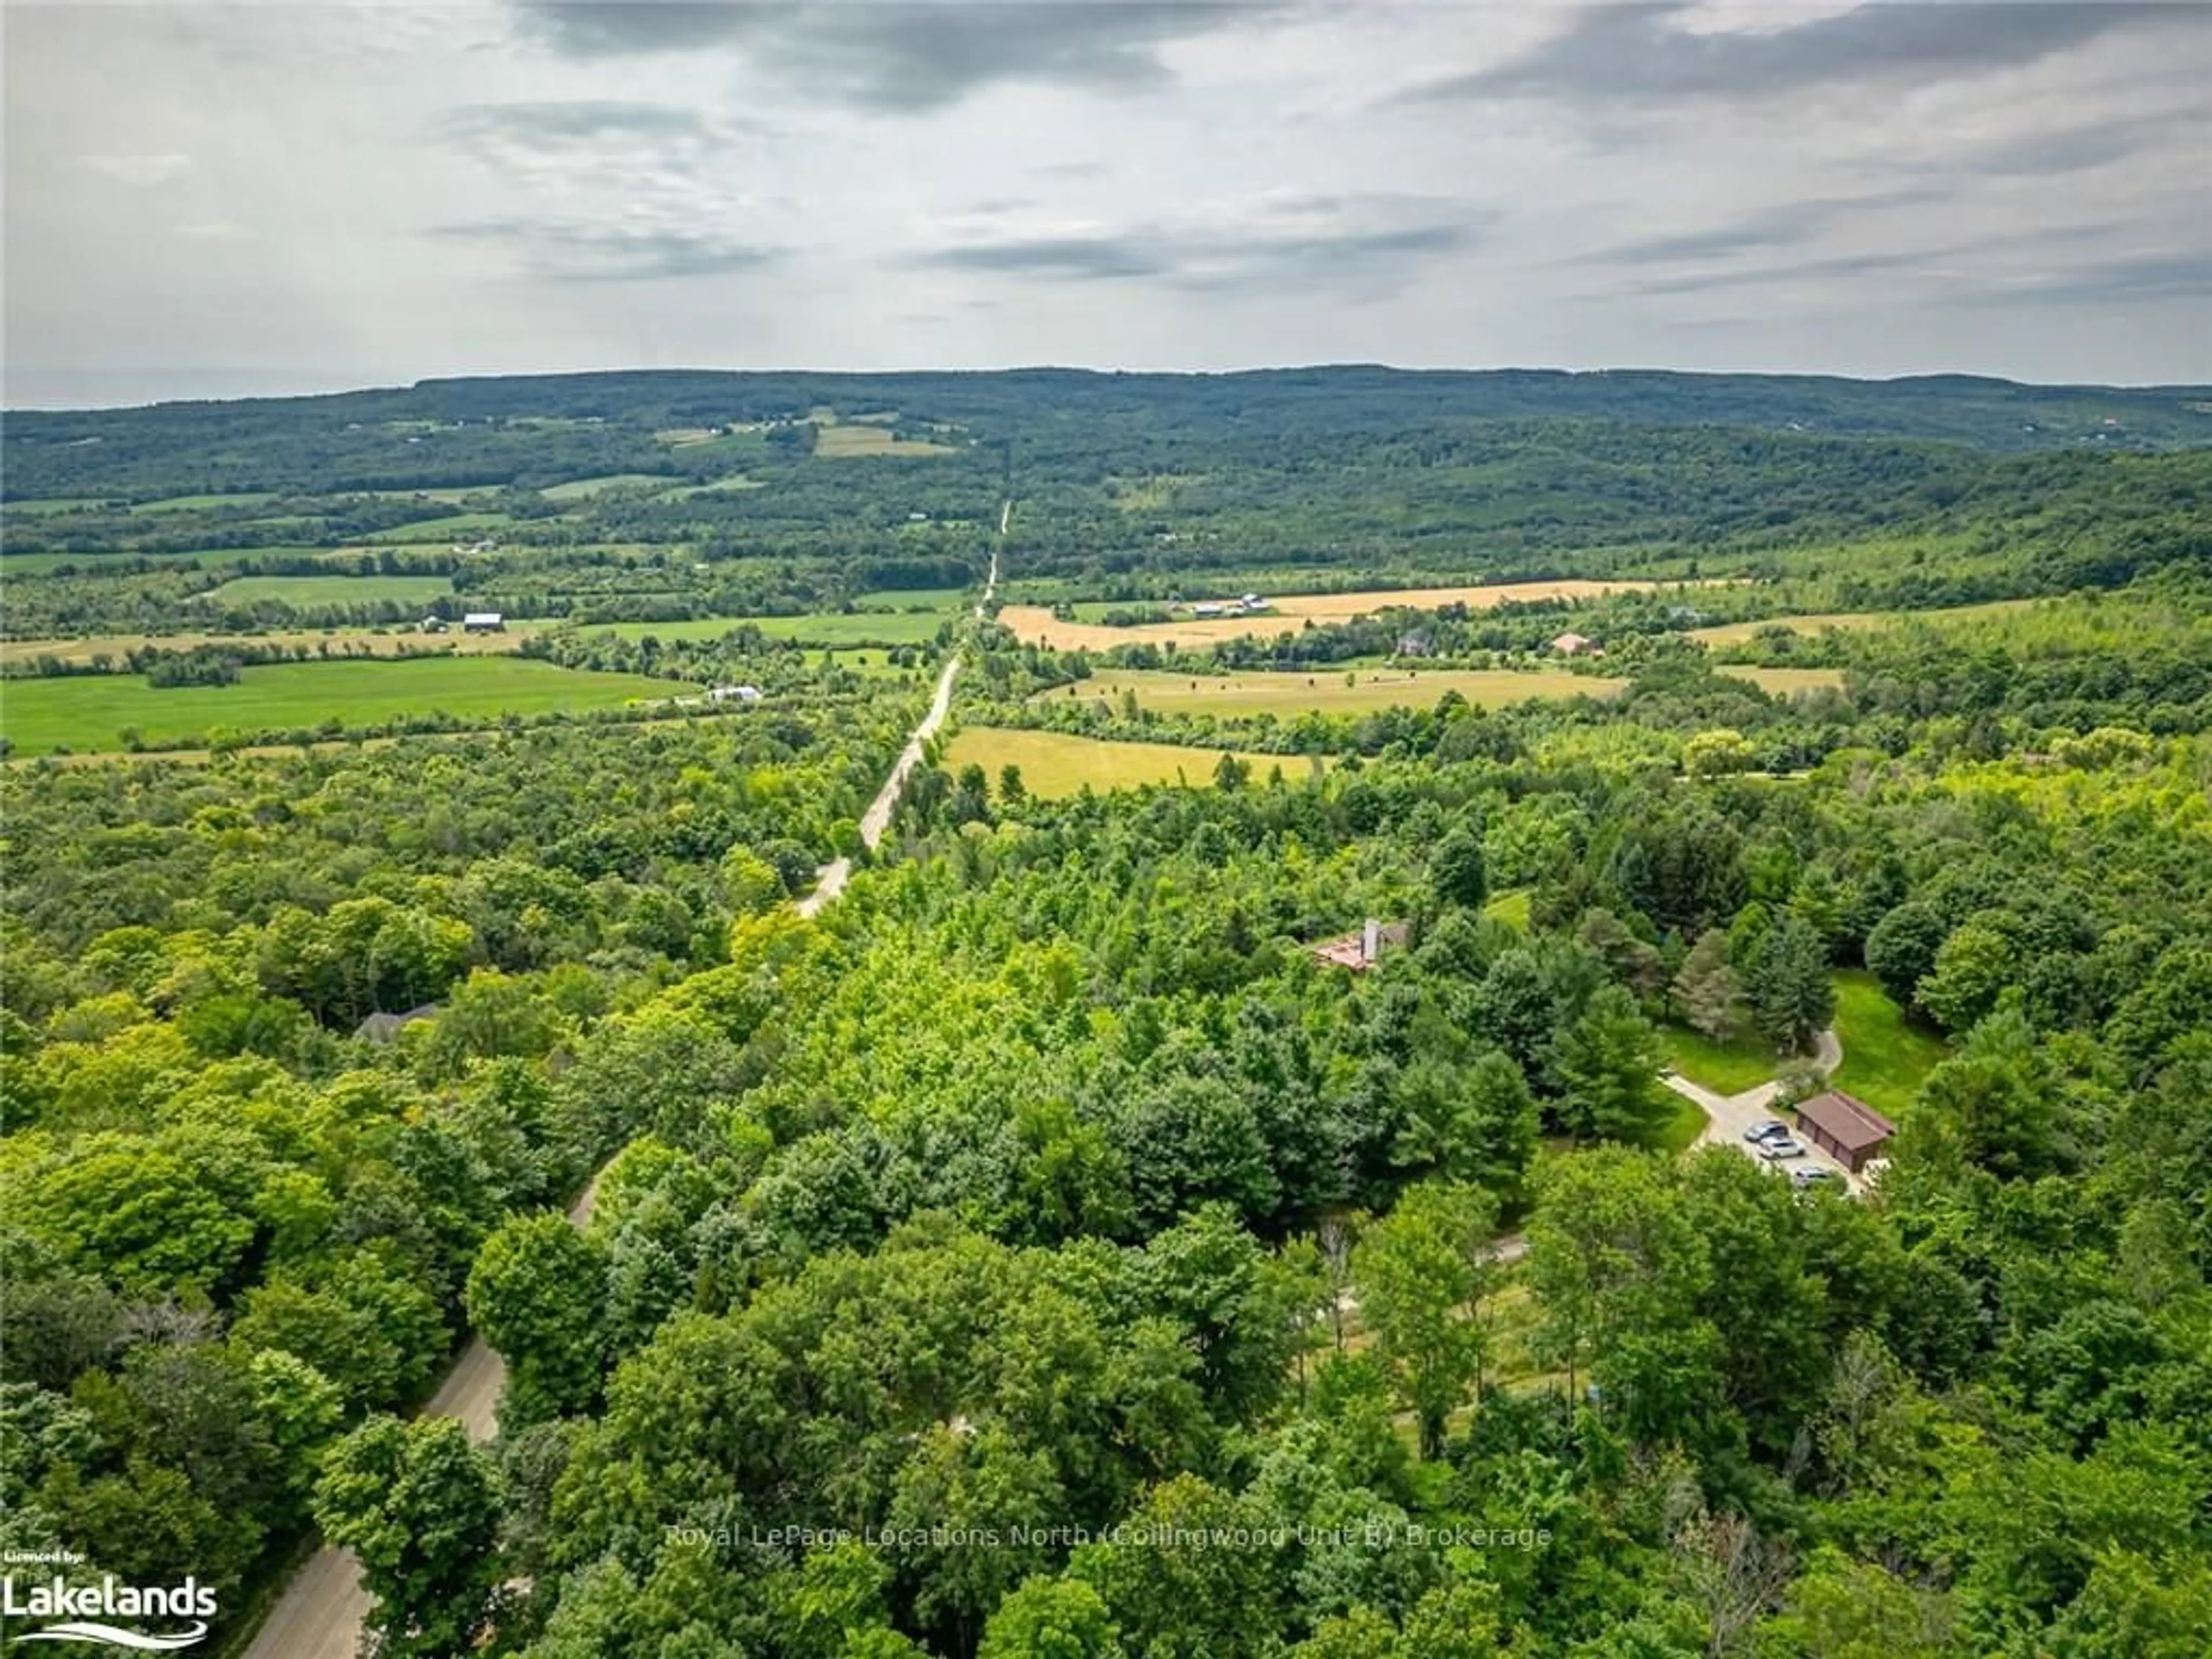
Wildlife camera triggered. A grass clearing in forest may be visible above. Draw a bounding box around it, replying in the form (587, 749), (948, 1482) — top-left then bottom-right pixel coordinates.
(1828, 969), (1949, 1118)
(999, 581), (1686, 651)
(194, 574), (454, 608)
(1046, 667), (1627, 716)
(0, 656), (684, 756)
(1660, 1019), (1783, 1097)
(943, 727), (1323, 798)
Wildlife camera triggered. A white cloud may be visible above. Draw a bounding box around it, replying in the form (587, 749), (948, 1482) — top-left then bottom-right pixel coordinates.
(82, 152), (193, 187)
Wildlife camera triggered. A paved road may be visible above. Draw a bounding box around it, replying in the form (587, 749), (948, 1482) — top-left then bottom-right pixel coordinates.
(241, 509), (1012, 1659)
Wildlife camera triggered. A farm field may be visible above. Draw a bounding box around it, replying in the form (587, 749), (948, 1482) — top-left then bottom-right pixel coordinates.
(999, 579), (1686, 650)
(745, 610), (952, 645)
(813, 423), (959, 458)
(195, 573), (454, 608)
(943, 726), (1324, 798)
(1039, 666), (1627, 715)
(0, 626), (535, 667)
(1717, 665), (1849, 694)
(1687, 598), (2038, 647)
(0, 656), (684, 756)
(541, 473), (672, 501)
(855, 586), (970, 611)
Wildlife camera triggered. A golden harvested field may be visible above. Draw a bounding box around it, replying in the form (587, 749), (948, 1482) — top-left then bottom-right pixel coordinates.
(1, 627), (538, 667)
(1687, 599), (2036, 647)
(813, 424), (959, 459)
(1043, 667), (1627, 716)
(944, 727), (1325, 798)
(999, 580), (1676, 650)
(1718, 665), (1847, 694)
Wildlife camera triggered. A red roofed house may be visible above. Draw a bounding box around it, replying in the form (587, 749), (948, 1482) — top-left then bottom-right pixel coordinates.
(1793, 1090), (1897, 1173)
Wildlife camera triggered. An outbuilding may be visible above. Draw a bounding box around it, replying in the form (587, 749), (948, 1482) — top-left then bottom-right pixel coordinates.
(1793, 1090), (1896, 1173)
(461, 611), (505, 633)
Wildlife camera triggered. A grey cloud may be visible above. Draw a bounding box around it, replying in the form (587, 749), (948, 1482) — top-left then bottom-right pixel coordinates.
(1410, 3), (2204, 105)
(1943, 250), (2212, 306)
(918, 234), (1168, 280)
(1601, 188), (1946, 267)
(1961, 114), (2173, 177)
(914, 205), (1482, 295)
(434, 218), (784, 282)
(513, 2), (1267, 112)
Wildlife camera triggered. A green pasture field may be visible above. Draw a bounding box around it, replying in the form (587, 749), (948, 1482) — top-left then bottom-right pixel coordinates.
(541, 474), (674, 501)
(194, 574), (453, 608)
(855, 588), (970, 612)
(0, 656), (682, 756)
(745, 611), (952, 646)
(1041, 667), (1627, 717)
(942, 726), (1323, 799)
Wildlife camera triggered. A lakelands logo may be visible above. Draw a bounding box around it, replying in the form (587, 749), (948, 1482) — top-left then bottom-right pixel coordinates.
(0, 1571), (217, 1651)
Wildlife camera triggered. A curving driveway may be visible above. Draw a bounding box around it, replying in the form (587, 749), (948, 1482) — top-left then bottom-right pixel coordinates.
(1660, 1027), (1865, 1193)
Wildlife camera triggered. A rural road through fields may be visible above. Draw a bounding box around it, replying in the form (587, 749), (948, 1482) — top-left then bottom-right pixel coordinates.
(796, 502), (1004, 918)
(242, 506), (1012, 1658)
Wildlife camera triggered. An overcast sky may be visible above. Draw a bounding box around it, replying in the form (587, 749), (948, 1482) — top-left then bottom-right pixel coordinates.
(5, 1), (2208, 406)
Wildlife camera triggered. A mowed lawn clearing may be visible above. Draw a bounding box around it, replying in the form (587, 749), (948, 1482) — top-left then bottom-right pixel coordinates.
(1828, 969), (1949, 1118)
(944, 727), (1324, 798)
(999, 579), (1686, 650)
(1717, 665), (1848, 695)
(1044, 667), (1627, 716)
(1660, 1018), (1784, 1097)
(1, 657), (681, 755)
(194, 574), (454, 609)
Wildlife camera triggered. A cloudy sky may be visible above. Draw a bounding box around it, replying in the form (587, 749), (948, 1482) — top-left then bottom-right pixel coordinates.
(5, 1), (2208, 406)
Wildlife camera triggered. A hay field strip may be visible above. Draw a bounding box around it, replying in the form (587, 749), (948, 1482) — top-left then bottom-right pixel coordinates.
(1044, 667), (1628, 716)
(999, 579), (1683, 650)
